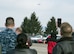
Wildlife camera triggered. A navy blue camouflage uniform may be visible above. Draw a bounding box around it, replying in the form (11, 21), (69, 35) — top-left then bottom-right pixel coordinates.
(0, 28), (17, 54)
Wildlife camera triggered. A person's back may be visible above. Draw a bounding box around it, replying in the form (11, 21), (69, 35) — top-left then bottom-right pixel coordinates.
(53, 22), (74, 54)
(0, 44), (2, 54)
(57, 39), (74, 54)
(6, 33), (37, 54)
(7, 49), (37, 54)
(0, 17), (17, 54)
(46, 36), (57, 54)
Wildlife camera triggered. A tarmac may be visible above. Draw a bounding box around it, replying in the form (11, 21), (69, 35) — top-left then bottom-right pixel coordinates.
(30, 43), (47, 54)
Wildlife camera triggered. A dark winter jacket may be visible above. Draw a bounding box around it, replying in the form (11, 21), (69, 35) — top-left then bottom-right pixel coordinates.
(6, 48), (37, 54)
(53, 37), (74, 54)
(6, 44), (37, 54)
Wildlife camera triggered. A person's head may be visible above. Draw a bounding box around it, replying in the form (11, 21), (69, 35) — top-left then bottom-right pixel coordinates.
(15, 27), (22, 35)
(5, 17), (15, 28)
(60, 22), (72, 37)
(16, 33), (28, 48)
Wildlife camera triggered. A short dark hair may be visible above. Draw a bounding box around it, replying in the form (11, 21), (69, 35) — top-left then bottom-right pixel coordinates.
(60, 22), (72, 37)
(17, 33), (27, 47)
(5, 17), (14, 26)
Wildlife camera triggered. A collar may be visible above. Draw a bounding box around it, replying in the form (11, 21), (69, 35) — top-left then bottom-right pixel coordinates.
(57, 37), (73, 43)
(15, 45), (29, 49)
(5, 28), (12, 31)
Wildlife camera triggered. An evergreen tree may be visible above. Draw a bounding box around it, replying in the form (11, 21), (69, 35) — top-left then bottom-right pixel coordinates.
(45, 17), (57, 36)
(45, 21), (51, 34)
(30, 12), (42, 34)
(21, 17), (30, 33)
(50, 17), (57, 33)
(21, 12), (42, 35)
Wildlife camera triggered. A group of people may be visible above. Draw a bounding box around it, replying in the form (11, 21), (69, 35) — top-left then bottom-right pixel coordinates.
(53, 22), (74, 54)
(0, 17), (37, 54)
(0, 17), (74, 54)
(46, 22), (74, 54)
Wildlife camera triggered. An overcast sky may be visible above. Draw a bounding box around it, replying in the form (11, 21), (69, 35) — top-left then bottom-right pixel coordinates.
(0, 0), (74, 29)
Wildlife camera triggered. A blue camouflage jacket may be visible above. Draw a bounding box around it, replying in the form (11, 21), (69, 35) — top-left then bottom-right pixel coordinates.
(0, 28), (17, 54)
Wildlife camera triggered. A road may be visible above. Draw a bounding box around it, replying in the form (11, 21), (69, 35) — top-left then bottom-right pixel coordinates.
(30, 43), (47, 54)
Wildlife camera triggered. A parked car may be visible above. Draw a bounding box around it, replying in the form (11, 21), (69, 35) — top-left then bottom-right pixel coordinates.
(42, 35), (51, 44)
(56, 35), (61, 40)
(31, 35), (43, 43)
(42, 35), (61, 44)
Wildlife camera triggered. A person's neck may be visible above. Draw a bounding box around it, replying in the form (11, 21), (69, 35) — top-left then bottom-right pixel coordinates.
(62, 34), (72, 37)
(6, 26), (14, 29)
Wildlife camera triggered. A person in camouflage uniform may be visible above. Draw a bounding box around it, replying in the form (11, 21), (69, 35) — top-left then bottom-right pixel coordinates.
(0, 17), (17, 54)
